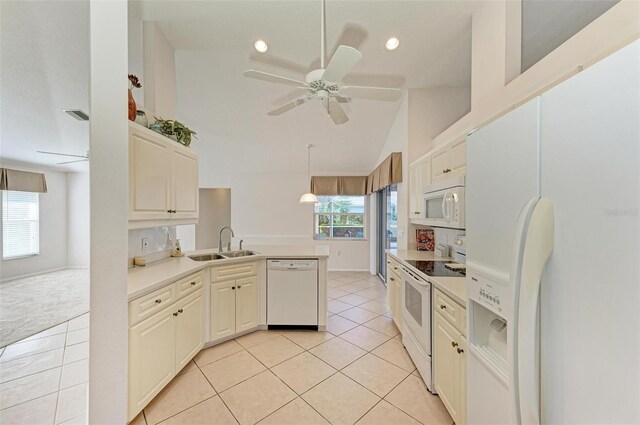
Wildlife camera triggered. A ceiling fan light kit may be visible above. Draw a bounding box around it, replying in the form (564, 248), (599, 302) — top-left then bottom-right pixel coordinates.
(254, 39), (268, 53)
(243, 0), (402, 125)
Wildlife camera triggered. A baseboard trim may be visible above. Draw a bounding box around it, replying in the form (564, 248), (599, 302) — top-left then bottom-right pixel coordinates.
(0, 266), (69, 284)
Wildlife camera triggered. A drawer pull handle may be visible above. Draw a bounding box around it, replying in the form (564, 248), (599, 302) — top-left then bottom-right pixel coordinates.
(439, 304), (446, 309)
(457, 347), (464, 354)
(173, 312), (178, 316)
(237, 285), (242, 289)
(178, 309), (183, 313)
(155, 299), (162, 304)
(190, 281), (196, 286)
(232, 286), (236, 290)
(451, 341), (458, 347)
(389, 277), (395, 282)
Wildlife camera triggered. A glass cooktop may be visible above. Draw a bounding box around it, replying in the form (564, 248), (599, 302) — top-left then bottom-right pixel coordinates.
(405, 260), (466, 277)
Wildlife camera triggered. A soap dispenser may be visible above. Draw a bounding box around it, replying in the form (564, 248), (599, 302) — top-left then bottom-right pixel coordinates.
(171, 239), (184, 257)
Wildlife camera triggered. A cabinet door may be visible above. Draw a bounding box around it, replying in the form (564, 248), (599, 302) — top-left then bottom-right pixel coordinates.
(175, 291), (204, 371)
(171, 148), (199, 219)
(210, 281), (236, 341)
(409, 166), (422, 218)
(457, 336), (467, 425)
(129, 131), (171, 220)
(430, 147), (450, 183)
(449, 137), (466, 177)
(387, 268), (396, 319)
(129, 308), (176, 421)
(394, 278), (403, 331)
(418, 157), (431, 192)
(433, 313), (460, 423)
(236, 276), (258, 333)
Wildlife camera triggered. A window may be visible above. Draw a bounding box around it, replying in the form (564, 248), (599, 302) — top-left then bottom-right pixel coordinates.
(2, 191), (39, 259)
(314, 195), (366, 239)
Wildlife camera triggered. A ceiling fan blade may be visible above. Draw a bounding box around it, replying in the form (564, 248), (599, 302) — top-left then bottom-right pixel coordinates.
(340, 85), (403, 101)
(57, 159), (89, 165)
(243, 70), (306, 87)
(267, 96), (312, 116)
(37, 150), (88, 159)
(331, 95), (351, 103)
(327, 100), (349, 125)
(322, 45), (362, 83)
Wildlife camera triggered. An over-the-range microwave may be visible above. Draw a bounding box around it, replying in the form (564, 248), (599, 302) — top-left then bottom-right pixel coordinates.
(423, 176), (465, 229)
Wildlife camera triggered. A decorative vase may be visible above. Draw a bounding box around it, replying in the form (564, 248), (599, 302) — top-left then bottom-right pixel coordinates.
(135, 110), (148, 127)
(128, 89), (136, 121)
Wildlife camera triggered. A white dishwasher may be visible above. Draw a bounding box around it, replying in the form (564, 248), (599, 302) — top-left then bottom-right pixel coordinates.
(267, 259), (318, 329)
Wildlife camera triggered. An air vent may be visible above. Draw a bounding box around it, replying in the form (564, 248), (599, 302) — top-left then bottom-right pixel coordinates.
(63, 109), (89, 121)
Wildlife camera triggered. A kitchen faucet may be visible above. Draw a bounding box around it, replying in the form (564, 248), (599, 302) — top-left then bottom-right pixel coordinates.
(218, 226), (235, 252)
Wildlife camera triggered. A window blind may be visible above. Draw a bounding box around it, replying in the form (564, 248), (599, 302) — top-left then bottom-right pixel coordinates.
(2, 190), (39, 259)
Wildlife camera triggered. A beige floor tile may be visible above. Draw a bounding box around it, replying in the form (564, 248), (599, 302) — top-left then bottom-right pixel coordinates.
(326, 315), (359, 335)
(342, 354), (410, 397)
(220, 370), (296, 425)
(385, 375), (452, 425)
(271, 352), (336, 394)
(356, 288), (388, 300)
(339, 307), (380, 324)
(0, 367), (60, 409)
(59, 412), (88, 425)
(278, 330), (334, 350)
(358, 300), (389, 315)
(1, 334), (66, 362)
(200, 350), (265, 392)
(0, 392), (57, 425)
(327, 279), (346, 288)
(55, 382), (88, 424)
(144, 369), (216, 425)
(302, 373), (380, 425)
(66, 328), (89, 346)
(194, 339), (244, 367)
(336, 293), (371, 306)
(348, 281), (378, 290)
(371, 338), (416, 372)
(258, 398), (329, 425)
(67, 313), (90, 331)
(63, 341), (89, 365)
(327, 300), (352, 314)
(336, 275), (363, 284)
(328, 288), (350, 299)
(328, 271), (349, 279)
(0, 348), (63, 383)
(177, 360), (198, 376)
(355, 400), (421, 425)
(60, 358), (89, 389)
(336, 283), (363, 294)
(363, 316), (400, 337)
(21, 323), (68, 342)
(158, 395), (237, 425)
(247, 336), (304, 368)
(340, 326), (390, 351)
(235, 331), (281, 349)
(130, 412), (148, 425)
(308, 338), (366, 370)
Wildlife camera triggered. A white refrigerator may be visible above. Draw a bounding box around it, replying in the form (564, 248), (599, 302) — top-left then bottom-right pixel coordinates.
(466, 40), (640, 425)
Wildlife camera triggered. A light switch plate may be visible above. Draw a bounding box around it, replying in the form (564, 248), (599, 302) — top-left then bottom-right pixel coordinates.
(141, 237), (149, 251)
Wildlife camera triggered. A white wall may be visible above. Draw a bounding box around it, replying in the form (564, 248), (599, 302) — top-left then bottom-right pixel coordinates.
(0, 162), (68, 280)
(143, 21), (176, 118)
(66, 172), (90, 268)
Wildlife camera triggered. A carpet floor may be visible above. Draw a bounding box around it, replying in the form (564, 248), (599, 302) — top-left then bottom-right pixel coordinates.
(0, 268), (89, 348)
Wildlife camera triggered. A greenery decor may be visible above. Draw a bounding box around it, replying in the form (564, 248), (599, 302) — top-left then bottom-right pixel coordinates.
(152, 116), (197, 147)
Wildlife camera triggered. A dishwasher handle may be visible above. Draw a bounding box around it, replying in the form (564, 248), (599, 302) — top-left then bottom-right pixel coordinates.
(268, 259), (318, 271)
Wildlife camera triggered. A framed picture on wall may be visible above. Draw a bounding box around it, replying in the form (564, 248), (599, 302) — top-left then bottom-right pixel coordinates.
(416, 228), (435, 251)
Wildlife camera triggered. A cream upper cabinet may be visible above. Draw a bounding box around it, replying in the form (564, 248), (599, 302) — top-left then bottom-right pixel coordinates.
(175, 292), (205, 371)
(431, 136), (466, 183)
(409, 157), (431, 220)
(235, 276), (258, 333)
(210, 280), (237, 341)
(129, 123), (199, 228)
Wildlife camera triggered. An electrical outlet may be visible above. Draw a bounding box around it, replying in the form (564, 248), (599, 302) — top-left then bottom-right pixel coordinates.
(141, 237), (149, 251)
(337, 250), (342, 256)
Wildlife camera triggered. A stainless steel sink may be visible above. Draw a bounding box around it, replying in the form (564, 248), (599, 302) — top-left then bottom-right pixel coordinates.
(220, 250), (259, 258)
(188, 253), (226, 261)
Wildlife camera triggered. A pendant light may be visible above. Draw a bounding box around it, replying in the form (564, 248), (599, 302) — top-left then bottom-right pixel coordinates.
(300, 144), (319, 204)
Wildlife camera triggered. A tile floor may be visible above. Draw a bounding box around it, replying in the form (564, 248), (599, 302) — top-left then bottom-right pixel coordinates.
(0, 271), (453, 425)
(0, 313), (90, 424)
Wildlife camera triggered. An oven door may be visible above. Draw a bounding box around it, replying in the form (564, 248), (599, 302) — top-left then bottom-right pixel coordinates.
(402, 269), (431, 355)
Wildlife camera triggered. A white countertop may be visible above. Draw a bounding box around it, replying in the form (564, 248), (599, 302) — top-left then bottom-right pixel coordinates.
(386, 249), (467, 306)
(128, 245), (329, 300)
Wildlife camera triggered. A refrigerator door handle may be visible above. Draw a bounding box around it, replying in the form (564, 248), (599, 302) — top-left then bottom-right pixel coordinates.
(509, 197), (554, 425)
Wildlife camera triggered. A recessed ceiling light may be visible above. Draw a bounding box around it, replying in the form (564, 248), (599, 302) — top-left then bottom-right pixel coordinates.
(385, 37), (400, 51)
(254, 40), (269, 53)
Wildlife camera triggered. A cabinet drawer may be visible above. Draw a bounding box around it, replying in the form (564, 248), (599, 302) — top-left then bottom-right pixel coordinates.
(387, 258), (401, 275)
(176, 271), (203, 299)
(387, 268), (402, 286)
(211, 261), (257, 282)
(434, 289), (460, 330)
(129, 284), (176, 326)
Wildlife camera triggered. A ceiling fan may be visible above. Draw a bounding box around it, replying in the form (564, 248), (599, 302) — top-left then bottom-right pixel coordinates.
(37, 150), (89, 165)
(243, 0), (402, 125)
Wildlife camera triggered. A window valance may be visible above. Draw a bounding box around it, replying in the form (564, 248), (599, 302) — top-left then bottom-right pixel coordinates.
(366, 152), (402, 194)
(0, 168), (48, 193)
(311, 176), (368, 196)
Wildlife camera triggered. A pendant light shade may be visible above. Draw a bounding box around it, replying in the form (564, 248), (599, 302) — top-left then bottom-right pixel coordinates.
(300, 144), (318, 204)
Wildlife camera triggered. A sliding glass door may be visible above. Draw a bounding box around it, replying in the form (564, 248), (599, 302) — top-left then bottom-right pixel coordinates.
(376, 184), (397, 281)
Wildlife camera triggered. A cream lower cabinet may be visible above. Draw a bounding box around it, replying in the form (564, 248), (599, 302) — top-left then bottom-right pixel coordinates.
(386, 258), (403, 330)
(433, 288), (467, 424)
(210, 261), (259, 343)
(128, 272), (204, 421)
